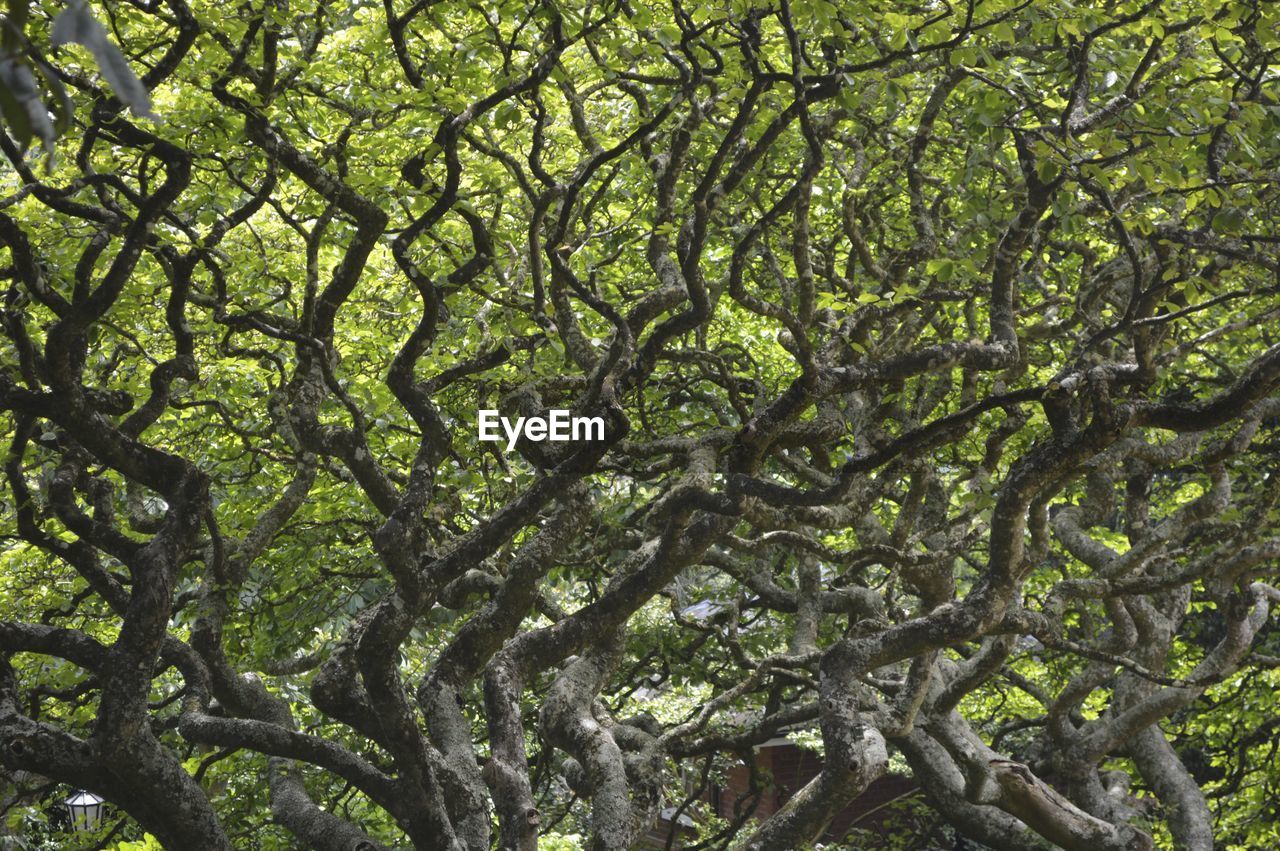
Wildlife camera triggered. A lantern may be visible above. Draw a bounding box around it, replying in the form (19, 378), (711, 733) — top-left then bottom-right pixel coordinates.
(64, 790), (104, 832)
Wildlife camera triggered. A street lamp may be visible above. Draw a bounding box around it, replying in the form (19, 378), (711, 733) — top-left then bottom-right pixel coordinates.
(64, 791), (105, 832)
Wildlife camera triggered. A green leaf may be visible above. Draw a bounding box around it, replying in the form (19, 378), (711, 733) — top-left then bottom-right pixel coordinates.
(926, 259), (955, 281)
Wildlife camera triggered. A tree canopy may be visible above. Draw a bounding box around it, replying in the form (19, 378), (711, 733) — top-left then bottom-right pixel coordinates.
(1, 0), (1279, 849)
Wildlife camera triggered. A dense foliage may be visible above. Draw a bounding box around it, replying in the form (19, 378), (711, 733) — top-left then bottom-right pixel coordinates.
(1, 0), (1279, 849)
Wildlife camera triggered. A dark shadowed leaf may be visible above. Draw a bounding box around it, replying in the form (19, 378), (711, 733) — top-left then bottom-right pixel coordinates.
(31, 56), (73, 136)
(0, 56), (53, 152)
(0, 64), (34, 149)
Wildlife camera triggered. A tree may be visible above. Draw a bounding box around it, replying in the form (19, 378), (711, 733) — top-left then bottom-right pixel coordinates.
(0, 0), (1278, 848)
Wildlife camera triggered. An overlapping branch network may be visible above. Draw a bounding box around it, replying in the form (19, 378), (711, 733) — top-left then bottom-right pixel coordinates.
(1, 1), (1278, 850)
